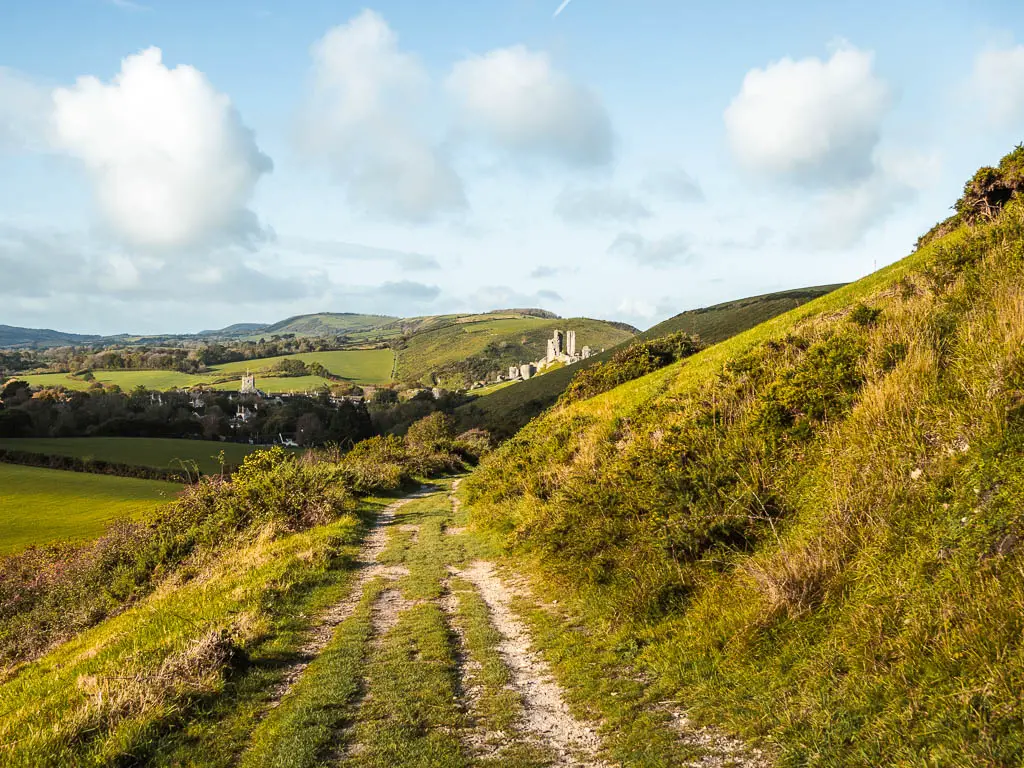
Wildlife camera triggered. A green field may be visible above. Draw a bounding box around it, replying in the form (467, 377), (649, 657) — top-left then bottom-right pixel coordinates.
(210, 349), (393, 383)
(0, 464), (179, 553)
(19, 348), (394, 392)
(0, 437), (268, 475)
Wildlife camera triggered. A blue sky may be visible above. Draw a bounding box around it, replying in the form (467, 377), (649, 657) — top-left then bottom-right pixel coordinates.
(1, 0), (1023, 334)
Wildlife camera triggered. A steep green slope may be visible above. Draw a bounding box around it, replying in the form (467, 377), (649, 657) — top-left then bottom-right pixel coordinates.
(640, 285), (843, 341)
(455, 286), (838, 439)
(394, 315), (636, 388)
(465, 158), (1024, 763)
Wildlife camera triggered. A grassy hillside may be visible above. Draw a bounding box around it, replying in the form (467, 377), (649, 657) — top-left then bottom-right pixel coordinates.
(0, 437), (268, 475)
(0, 464), (179, 553)
(464, 160), (1024, 763)
(455, 286), (838, 439)
(640, 285), (844, 341)
(394, 314), (635, 388)
(259, 312), (396, 339)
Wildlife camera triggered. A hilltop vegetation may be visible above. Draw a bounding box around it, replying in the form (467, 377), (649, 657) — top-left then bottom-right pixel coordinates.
(455, 286), (838, 439)
(464, 149), (1024, 764)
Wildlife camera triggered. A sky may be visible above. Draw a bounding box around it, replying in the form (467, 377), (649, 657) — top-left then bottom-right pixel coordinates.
(2, 0), (1024, 335)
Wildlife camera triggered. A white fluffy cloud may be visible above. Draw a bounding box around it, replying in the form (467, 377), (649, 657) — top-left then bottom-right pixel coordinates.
(725, 44), (891, 186)
(447, 45), (613, 166)
(51, 48), (272, 250)
(971, 45), (1024, 127)
(302, 10), (464, 221)
(798, 148), (938, 249)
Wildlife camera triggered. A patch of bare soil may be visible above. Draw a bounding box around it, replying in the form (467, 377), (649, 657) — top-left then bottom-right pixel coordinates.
(262, 487), (432, 709)
(454, 560), (608, 768)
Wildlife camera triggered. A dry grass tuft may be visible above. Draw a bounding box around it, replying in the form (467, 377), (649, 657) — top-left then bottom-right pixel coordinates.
(742, 540), (838, 619)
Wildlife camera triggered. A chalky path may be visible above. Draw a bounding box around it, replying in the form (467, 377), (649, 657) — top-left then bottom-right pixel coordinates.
(243, 481), (769, 767)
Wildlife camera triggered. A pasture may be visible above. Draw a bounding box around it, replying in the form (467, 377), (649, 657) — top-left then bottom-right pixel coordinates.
(0, 464), (179, 554)
(0, 437), (266, 475)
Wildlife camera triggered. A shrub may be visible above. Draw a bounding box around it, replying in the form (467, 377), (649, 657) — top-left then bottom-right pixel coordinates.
(849, 303), (882, 327)
(559, 332), (703, 405)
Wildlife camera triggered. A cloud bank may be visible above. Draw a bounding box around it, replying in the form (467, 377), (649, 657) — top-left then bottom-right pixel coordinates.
(971, 44), (1024, 127)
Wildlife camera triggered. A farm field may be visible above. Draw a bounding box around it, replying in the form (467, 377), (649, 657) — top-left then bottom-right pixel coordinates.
(0, 464), (179, 554)
(211, 348), (394, 383)
(0, 437), (267, 475)
(17, 348), (395, 392)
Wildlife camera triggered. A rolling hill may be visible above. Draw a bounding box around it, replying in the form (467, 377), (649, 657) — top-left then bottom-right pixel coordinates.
(462, 148), (1024, 763)
(0, 325), (105, 349)
(259, 312), (397, 338)
(394, 313), (637, 388)
(454, 285), (839, 438)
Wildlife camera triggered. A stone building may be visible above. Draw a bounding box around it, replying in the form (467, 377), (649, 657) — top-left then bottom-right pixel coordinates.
(506, 329), (595, 382)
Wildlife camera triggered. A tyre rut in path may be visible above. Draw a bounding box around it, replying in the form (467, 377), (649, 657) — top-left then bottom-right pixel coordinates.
(263, 486), (434, 709)
(452, 559), (609, 768)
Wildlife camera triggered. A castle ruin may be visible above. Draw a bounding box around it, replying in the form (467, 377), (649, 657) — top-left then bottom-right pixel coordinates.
(506, 328), (596, 382)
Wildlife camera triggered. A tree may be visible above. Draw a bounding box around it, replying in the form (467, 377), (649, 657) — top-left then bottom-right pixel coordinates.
(405, 412), (456, 454)
(1, 379), (30, 403)
(0, 408), (33, 437)
(296, 412), (324, 446)
(371, 388), (398, 405)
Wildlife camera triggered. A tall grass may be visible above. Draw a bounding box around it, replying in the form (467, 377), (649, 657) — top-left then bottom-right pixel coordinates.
(465, 197), (1024, 763)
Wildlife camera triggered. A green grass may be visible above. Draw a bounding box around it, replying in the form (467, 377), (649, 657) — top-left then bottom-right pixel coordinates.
(211, 349), (394, 384)
(464, 191), (1024, 763)
(0, 463), (179, 553)
(19, 349), (394, 392)
(0, 437), (266, 474)
(258, 312), (397, 339)
(0, 505), (370, 767)
(240, 578), (384, 768)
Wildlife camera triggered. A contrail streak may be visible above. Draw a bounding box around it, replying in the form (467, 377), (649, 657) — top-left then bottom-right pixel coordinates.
(553, 0), (573, 17)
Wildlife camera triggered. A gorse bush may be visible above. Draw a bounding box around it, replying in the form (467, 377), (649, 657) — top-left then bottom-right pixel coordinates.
(558, 331), (703, 405)
(466, 170), (1024, 763)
